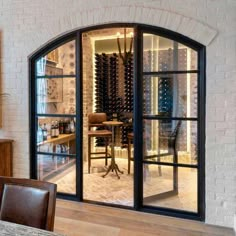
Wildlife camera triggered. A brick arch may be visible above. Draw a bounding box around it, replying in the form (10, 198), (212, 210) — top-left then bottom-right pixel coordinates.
(28, 3), (208, 223)
(28, 5), (217, 56)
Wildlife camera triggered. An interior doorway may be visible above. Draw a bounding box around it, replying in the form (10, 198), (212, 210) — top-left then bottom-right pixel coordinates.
(81, 27), (134, 206)
(30, 23), (205, 220)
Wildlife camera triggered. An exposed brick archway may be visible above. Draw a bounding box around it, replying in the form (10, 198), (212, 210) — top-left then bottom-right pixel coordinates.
(28, 4), (220, 227)
(28, 5), (217, 57)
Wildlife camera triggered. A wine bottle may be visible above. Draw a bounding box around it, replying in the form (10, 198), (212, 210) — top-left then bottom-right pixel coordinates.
(59, 120), (64, 134)
(70, 119), (75, 133)
(65, 119), (71, 134)
(51, 121), (55, 138)
(42, 123), (48, 141)
(55, 120), (59, 137)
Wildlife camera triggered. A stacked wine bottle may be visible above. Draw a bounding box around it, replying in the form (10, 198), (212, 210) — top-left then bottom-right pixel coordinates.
(94, 53), (109, 146)
(94, 53), (109, 113)
(108, 53), (119, 120)
(158, 62), (173, 114)
(123, 56), (133, 113)
(158, 53), (173, 150)
(102, 54), (109, 113)
(94, 52), (135, 146)
(143, 50), (152, 114)
(121, 55), (134, 146)
(142, 50), (152, 150)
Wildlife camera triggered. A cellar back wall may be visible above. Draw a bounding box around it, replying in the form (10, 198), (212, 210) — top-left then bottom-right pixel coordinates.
(0, 0), (235, 229)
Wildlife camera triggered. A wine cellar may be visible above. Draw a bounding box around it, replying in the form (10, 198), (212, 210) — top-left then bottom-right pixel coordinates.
(84, 29), (198, 158)
(32, 25), (201, 215)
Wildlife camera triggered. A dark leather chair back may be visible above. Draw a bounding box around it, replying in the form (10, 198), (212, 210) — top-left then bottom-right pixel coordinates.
(88, 113), (107, 128)
(0, 177), (57, 231)
(87, 113), (111, 173)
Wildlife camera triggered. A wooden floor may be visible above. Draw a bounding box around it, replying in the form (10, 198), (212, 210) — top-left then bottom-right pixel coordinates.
(54, 199), (234, 236)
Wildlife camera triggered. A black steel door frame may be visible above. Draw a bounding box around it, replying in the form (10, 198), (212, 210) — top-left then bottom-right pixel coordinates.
(136, 25), (205, 221)
(29, 23), (205, 221)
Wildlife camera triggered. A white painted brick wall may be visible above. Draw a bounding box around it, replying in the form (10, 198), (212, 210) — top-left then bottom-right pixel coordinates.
(0, 0), (235, 229)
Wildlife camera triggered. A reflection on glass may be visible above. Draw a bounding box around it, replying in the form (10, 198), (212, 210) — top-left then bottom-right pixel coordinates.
(82, 28), (134, 207)
(143, 120), (198, 165)
(37, 116), (76, 195)
(36, 40), (76, 115)
(143, 165), (197, 212)
(37, 77), (76, 114)
(36, 40), (75, 76)
(143, 165), (173, 197)
(143, 34), (197, 72)
(143, 74), (197, 118)
(37, 154), (76, 194)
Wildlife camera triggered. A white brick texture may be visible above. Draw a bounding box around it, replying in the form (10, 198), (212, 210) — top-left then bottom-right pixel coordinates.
(0, 0), (236, 229)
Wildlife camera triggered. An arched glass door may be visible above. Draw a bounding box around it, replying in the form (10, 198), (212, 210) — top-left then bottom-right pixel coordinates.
(81, 27), (135, 206)
(141, 31), (200, 214)
(30, 24), (205, 220)
(32, 38), (77, 195)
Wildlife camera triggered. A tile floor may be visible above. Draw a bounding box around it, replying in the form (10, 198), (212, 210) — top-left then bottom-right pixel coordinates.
(49, 157), (197, 212)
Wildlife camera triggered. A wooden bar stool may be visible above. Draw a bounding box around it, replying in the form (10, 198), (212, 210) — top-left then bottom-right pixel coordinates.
(88, 113), (112, 173)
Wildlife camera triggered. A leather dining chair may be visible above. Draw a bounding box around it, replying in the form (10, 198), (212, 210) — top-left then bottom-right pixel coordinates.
(87, 113), (112, 173)
(0, 177), (57, 231)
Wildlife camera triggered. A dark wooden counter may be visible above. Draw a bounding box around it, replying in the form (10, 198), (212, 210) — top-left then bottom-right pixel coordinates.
(0, 139), (13, 176)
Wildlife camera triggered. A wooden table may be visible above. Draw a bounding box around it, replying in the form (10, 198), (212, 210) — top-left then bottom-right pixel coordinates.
(37, 133), (76, 156)
(0, 139), (13, 177)
(0, 220), (65, 236)
(38, 134), (76, 147)
(102, 121), (123, 179)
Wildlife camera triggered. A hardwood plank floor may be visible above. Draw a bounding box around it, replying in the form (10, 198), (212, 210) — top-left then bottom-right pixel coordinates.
(54, 199), (234, 236)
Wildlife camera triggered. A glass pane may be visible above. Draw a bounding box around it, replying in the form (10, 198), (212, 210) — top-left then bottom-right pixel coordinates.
(143, 120), (198, 165)
(143, 74), (197, 118)
(36, 77), (76, 114)
(37, 117), (76, 155)
(143, 34), (197, 72)
(143, 165), (197, 212)
(82, 28), (134, 206)
(37, 154), (76, 194)
(36, 40), (75, 76)
(36, 40), (76, 115)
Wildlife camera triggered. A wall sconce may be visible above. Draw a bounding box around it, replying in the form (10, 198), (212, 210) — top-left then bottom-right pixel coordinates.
(117, 28), (133, 65)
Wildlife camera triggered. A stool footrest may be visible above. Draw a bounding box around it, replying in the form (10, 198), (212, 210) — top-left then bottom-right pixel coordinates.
(90, 156), (111, 160)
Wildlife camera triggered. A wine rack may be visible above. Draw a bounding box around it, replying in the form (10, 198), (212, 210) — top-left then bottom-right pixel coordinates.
(124, 56), (133, 113)
(158, 77), (173, 113)
(94, 52), (134, 146)
(120, 55), (133, 146)
(143, 50), (152, 114)
(109, 53), (119, 119)
(158, 48), (173, 115)
(158, 50), (173, 150)
(94, 54), (103, 112)
(93, 45), (192, 151)
(94, 53), (109, 146)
